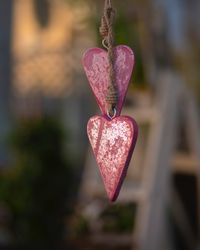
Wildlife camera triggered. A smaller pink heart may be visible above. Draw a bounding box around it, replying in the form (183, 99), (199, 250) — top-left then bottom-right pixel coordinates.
(83, 46), (134, 116)
(87, 115), (138, 201)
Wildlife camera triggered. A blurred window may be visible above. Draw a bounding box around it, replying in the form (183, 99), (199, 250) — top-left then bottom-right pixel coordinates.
(34, 0), (50, 28)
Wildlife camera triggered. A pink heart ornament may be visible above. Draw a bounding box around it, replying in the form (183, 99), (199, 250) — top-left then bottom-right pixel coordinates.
(87, 115), (138, 201)
(83, 45), (134, 116)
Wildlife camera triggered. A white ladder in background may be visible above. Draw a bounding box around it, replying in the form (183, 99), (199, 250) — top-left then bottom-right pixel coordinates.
(134, 71), (180, 250)
(79, 71), (200, 250)
(134, 71), (200, 250)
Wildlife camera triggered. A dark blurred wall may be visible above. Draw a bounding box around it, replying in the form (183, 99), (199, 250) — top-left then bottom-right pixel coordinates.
(0, 0), (13, 166)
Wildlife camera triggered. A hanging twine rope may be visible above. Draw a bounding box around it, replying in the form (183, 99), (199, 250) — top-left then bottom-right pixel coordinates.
(99, 0), (118, 117)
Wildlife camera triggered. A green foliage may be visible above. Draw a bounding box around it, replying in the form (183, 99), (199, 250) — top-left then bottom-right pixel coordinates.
(0, 117), (74, 250)
(115, 13), (145, 86)
(101, 203), (137, 233)
(69, 213), (90, 237)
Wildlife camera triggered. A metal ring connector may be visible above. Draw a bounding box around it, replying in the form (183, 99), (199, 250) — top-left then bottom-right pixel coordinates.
(102, 38), (109, 49)
(107, 107), (117, 119)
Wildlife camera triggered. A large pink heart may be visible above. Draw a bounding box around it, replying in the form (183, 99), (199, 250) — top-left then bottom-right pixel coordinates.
(83, 46), (134, 116)
(87, 115), (138, 201)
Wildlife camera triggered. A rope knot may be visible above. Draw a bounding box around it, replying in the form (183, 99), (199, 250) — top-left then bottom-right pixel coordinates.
(106, 85), (118, 104)
(99, 4), (115, 41)
(99, 16), (108, 38)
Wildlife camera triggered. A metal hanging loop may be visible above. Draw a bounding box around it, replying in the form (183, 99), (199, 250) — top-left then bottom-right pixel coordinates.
(107, 107), (117, 120)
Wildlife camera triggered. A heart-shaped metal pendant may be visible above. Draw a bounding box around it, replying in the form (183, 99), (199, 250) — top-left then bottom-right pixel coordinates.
(83, 45), (134, 116)
(87, 115), (138, 201)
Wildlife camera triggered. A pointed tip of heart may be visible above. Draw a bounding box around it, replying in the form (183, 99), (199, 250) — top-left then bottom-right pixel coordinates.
(109, 194), (117, 202)
(108, 191), (119, 202)
(106, 163), (130, 202)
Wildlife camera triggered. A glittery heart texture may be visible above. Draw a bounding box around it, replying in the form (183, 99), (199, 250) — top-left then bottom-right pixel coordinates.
(87, 115), (138, 202)
(83, 46), (134, 116)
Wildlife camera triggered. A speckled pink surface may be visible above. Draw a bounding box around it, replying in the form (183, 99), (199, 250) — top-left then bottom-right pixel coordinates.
(87, 115), (138, 202)
(83, 46), (134, 116)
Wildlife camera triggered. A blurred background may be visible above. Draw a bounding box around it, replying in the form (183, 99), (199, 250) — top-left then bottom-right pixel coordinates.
(0, 0), (200, 250)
